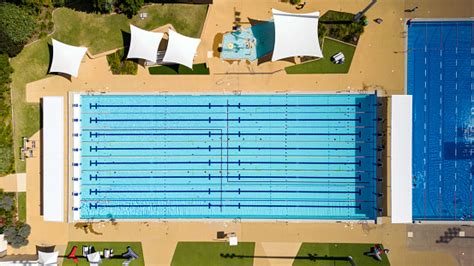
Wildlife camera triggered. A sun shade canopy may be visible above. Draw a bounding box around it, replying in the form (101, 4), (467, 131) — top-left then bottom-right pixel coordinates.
(127, 24), (164, 62)
(271, 9), (323, 61)
(49, 39), (87, 77)
(163, 29), (201, 69)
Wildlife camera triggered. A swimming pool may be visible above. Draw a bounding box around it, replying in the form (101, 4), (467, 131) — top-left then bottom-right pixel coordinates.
(220, 21), (275, 61)
(407, 20), (473, 221)
(73, 94), (378, 220)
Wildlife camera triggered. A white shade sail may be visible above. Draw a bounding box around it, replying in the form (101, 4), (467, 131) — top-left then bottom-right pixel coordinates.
(271, 9), (323, 61)
(127, 24), (164, 62)
(49, 39), (87, 77)
(163, 29), (201, 69)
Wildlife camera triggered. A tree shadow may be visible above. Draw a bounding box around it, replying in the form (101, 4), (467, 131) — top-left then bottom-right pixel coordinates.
(220, 253), (355, 265)
(65, 0), (95, 13)
(121, 30), (131, 55)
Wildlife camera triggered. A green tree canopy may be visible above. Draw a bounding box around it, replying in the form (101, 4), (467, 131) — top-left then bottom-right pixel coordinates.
(118, 0), (143, 18)
(0, 3), (36, 57)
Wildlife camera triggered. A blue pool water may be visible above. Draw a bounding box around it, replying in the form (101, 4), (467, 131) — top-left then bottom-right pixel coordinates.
(407, 20), (473, 221)
(220, 21), (275, 61)
(78, 94), (378, 220)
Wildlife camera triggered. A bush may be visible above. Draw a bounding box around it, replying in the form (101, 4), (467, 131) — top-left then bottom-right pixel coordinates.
(0, 54), (14, 174)
(106, 49), (138, 75)
(148, 63), (210, 75)
(3, 223), (30, 248)
(319, 10), (365, 45)
(93, 0), (115, 14)
(52, 0), (65, 7)
(118, 0), (144, 18)
(290, 0), (301, 5)
(0, 3), (36, 57)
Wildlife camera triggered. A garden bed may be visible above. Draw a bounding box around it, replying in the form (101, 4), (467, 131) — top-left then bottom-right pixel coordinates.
(106, 49), (138, 75)
(319, 10), (366, 45)
(148, 63), (209, 75)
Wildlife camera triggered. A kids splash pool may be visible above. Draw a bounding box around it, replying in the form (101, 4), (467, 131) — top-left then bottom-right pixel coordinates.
(71, 94), (378, 220)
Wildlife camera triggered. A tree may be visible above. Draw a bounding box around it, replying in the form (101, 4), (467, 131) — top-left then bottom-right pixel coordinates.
(0, 54), (13, 91)
(93, 0), (115, 14)
(0, 3), (36, 57)
(3, 223), (31, 248)
(118, 0), (143, 18)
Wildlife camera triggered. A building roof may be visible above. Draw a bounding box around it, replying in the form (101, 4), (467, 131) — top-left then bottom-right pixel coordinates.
(163, 29), (201, 69)
(127, 24), (164, 62)
(271, 9), (323, 61)
(49, 39), (88, 77)
(390, 95), (413, 224)
(42, 96), (65, 222)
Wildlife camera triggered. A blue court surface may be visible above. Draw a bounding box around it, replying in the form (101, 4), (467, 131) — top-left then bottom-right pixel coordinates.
(407, 20), (473, 221)
(78, 94), (378, 220)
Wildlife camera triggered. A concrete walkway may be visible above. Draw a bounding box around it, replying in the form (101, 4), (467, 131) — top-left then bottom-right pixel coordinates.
(0, 174), (26, 192)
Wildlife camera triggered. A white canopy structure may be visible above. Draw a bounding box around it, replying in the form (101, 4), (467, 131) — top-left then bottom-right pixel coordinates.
(163, 29), (201, 69)
(49, 39), (87, 77)
(390, 95), (413, 224)
(271, 9), (323, 61)
(42, 97), (64, 222)
(38, 251), (59, 265)
(127, 24), (164, 62)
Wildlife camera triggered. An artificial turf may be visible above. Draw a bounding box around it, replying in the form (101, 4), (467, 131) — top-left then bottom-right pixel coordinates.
(148, 63), (210, 75)
(63, 242), (144, 266)
(171, 242), (255, 266)
(285, 38), (356, 74)
(17, 192), (26, 222)
(293, 243), (390, 266)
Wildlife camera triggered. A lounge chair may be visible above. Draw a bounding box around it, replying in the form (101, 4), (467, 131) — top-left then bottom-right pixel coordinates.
(67, 246), (78, 264)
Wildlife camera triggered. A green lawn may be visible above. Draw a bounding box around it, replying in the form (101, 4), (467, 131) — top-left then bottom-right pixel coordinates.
(17, 192), (26, 222)
(148, 63), (210, 75)
(63, 242), (144, 266)
(285, 38), (356, 74)
(10, 4), (208, 172)
(171, 242), (255, 266)
(293, 243), (390, 266)
(53, 5), (208, 55)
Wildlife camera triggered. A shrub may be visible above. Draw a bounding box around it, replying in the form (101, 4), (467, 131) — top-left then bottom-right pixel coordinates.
(118, 0), (144, 18)
(0, 54), (14, 174)
(0, 3), (36, 57)
(3, 223), (31, 248)
(106, 49), (138, 75)
(290, 0), (301, 5)
(148, 63), (210, 75)
(319, 10), (365, 45)
(1, 196), (14, 212)
(93, 0), (115, 14)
